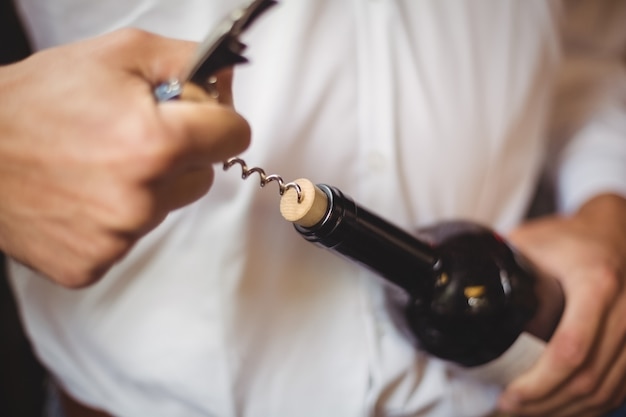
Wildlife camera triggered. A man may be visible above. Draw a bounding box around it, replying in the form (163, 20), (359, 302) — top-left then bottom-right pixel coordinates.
(7, 0), (626, 416)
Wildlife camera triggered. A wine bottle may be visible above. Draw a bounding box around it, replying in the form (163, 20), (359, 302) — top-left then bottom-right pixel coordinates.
(280, 179), (565, 385)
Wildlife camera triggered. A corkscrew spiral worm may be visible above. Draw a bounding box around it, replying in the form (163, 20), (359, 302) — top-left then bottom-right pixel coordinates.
(223, 157), (303, 202)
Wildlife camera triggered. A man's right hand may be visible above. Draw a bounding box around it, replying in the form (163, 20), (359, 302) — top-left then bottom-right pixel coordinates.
(0, 29), (251, 287)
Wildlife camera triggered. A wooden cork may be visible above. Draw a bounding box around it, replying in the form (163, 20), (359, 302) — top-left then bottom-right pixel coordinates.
(280, 178), (329, 227)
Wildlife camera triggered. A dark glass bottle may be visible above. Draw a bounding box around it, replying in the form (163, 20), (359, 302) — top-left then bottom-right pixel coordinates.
(283, 182), (564, 372)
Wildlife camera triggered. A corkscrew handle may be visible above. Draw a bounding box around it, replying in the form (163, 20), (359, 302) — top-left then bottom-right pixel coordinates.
(154, 0), (277, 101)
(152, 2), (293, 204)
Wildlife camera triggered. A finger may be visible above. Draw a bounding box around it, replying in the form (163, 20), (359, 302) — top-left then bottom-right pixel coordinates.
(615, 379), (626, 415)
(552, 334), (626, 417)
(520, 343), (621, 417)
(17, 216), (134, 288)
(214, 68), (235, 107)
(178, 82), (220, 102)
(551, 289), (626, 417)
(574, 361), (626, 417)
(155, 166), (215, 211)
(177, 69), (235, 105)
(158, 99), (251, 167)
(499, 272), (609, 412)
(112, 30), (236, 105)
(91, 29), (198, 83)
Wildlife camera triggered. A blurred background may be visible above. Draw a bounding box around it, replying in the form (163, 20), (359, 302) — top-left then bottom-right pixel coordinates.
(0, 1), (45, 416)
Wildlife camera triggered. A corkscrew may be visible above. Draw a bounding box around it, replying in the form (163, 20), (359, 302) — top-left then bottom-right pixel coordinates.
(153, 1), (302, 204)
(223, 157), (303, 202)
(154, 0), (277, 101)
(153, 1), (301, 203)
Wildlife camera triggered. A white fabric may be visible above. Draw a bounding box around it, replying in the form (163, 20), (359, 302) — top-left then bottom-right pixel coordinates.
(8, 1), (626, 416)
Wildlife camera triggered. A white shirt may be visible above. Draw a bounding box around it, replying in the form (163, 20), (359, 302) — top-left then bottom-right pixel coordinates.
(9, 1), (626, 416)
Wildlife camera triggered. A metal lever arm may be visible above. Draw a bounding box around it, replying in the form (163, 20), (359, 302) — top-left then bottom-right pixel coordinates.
(154, 0), (277, 101)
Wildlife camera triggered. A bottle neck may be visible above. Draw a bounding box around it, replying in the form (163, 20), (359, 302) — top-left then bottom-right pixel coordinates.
(293, 184), (438, 294)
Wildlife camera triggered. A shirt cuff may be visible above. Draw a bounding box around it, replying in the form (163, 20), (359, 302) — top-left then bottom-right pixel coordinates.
(556, 105), (626, 213)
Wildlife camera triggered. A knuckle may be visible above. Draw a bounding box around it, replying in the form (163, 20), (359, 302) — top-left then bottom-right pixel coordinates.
(62, 267), (105, 289)
(110, 27), (154, 47)
(113, 118), (177, 174)
(95, 28), (156, 60)
(51, 268), (89, 289)
(568, 372), (599, 398)
(112, 198), (157, 231)
(98, 178), (167, 234)
(79, 238), (134, 283)
(552, 333), (589, 370)
(56, 254), (117, 289)
(137, 136), (177, 172)
(133, 119), (182, 167)
(593, 263), (621, 299)
(99, 186), (156, 232)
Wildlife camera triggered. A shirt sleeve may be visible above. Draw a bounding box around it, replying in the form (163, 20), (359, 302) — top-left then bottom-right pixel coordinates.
(556, 104), (626, 213)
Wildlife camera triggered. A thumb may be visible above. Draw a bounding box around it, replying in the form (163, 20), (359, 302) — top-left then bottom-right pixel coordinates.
(168, 67), (237, 106)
